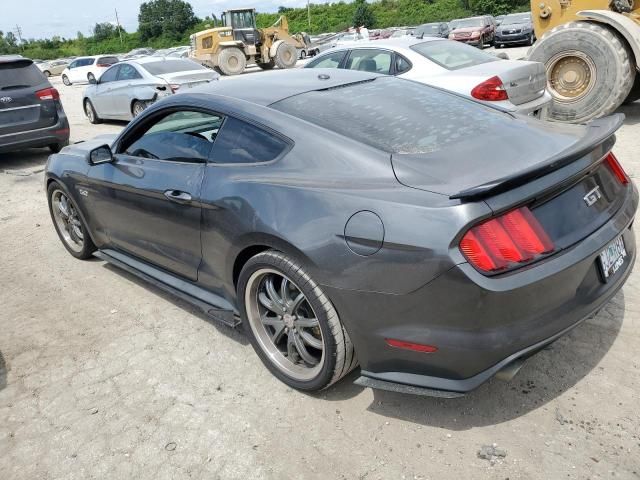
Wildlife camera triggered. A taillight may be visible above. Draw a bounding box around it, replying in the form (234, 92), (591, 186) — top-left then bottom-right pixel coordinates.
(605, 152), (629, 185)
(471, 76), (508, 101)
(96, 63), (112, 68)
(460, 206), (554, 273)
(35, 87), (60, 101)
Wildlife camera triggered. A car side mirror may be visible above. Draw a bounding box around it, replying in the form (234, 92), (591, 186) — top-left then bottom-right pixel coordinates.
(89, 76), (97, 85)
(89, 145), (114, 165)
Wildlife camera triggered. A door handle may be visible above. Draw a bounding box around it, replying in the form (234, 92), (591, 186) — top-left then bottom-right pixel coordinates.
(164, 189), (192, 204)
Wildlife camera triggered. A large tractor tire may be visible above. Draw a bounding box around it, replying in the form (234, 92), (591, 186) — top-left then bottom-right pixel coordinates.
(528, 21), (635, 123)
(623, 76), (640, 105)
(217, 47), (247, 76)
(274, 43), (298, 70)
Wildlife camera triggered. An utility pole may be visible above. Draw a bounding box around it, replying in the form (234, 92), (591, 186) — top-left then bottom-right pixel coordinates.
(307, 0), (311, 28)
(115, 8), (124, 45)
(14, 24), (23, 47)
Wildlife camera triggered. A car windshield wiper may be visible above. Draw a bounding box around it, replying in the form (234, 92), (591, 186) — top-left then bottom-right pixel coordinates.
(1, 84), (30, 90)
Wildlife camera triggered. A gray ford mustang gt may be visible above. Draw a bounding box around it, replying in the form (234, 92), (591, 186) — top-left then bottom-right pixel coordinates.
(45, 68), (637, 397)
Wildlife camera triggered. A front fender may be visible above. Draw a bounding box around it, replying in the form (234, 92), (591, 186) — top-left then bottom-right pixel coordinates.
(270, 40), (285, 58)
(578, 10), (640, 71)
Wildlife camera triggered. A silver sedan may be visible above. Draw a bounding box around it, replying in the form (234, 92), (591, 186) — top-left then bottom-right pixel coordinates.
(82, 57), (219, 123)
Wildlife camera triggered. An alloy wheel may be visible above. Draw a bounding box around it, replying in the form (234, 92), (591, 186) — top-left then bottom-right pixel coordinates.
(245, 268), (325, 381)
(51, 189), (84, 253)
(85, 101), (95, 122)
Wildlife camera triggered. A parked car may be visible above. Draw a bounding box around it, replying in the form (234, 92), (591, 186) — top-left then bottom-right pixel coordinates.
(495, 13), (535, 47)
(449, 15), (496, 48)
(331, 29), (370, 47)
(389, 28), (415, 38)
(83, 57), (219, 123)
(167, 46), (191, 58)
(0, 55), (69, 153)
(38, 59), (69, 77)
(46, 68), (637, 395)
(122, 48), (156, 60)
(305, 38), (551, 118)
(415, 22), (450, 39)
(61, 55), (120, 86)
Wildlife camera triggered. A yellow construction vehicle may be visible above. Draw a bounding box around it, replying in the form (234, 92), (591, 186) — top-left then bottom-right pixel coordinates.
(189, 8), (308, 76)
(527, 0), (640, 122)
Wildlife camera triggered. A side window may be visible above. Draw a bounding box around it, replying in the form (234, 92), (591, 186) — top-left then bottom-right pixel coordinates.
(210, 117), (288, 164)
(117, 64), (142, 81)
(99, 66), (119, 83)
(80, 58), (93, 67)
(345, 49), (393, 74)
(394, 55), (411, 75)
(202, 35), (213, 49)
(306, 50), (347, 69)
(123, 110), (223, 162)
(68, 61), (77, 69)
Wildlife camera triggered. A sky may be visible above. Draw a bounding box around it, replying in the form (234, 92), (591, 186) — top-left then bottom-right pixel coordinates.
(1, 0), (329, 41)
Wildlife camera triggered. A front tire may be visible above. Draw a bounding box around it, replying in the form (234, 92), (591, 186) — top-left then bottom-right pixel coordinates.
(528, 21), (635, 123)
(477, 35), (485, 49)
(47, 182), (96, 260)
(274, 43), (298, 69)
(238, 250), (357, 391)
(217, 47), (247, 76)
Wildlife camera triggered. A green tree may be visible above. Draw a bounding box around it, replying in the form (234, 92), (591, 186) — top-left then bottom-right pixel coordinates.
(138, 0), (198, 41)
(353, 0), (376, 28)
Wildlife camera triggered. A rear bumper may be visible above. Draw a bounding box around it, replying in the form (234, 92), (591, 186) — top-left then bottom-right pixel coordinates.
(326, 184), (638, 395)
(502, 90), (553, 118)
(0, 114), (69, 153)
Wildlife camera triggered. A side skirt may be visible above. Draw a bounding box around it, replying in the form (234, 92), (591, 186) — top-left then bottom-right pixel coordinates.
(94, 249), (241, 328)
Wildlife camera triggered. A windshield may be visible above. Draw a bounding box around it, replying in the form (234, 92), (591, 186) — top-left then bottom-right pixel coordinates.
(501, 14), (531, 25)
(141, 60), (205, 75)
(451, 18), (484, 29)
(411, 40), (496, 70)
(271, 77), (505, 155)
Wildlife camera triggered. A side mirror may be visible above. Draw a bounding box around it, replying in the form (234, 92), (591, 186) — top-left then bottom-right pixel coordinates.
(89, 76), (97, 85)
(89, 144), (114, 165)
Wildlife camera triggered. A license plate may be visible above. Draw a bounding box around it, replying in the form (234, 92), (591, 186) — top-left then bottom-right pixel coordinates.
(598, 235), (627, 281)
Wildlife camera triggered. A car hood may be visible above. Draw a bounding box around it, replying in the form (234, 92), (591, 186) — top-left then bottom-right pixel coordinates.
(391, 114), (623, 198)
(451, 27), (483, 34)
(498, 23), (530, 31)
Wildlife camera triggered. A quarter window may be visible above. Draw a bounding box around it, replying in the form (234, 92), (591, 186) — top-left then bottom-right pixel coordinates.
(306, 50), (347, 69)
(395, 55), (411, 74)
(123, 110), (223, 162)
(210, 117), (288, 164)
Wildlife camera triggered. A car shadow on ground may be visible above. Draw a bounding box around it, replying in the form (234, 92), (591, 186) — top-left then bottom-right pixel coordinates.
(0, 148), (50, 172)
(0, 351), (7, 392)
(101, 263), (249, 346)
(324, 291), (626, 429)
(618, 101), (640, 126)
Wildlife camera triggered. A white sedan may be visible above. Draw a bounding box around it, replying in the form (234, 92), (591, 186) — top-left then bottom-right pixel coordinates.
(305, 38), (552, 118)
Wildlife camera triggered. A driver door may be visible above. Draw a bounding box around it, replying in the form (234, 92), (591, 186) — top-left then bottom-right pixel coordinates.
(91, 65), (120, 117)
(86, 109), (224, 281)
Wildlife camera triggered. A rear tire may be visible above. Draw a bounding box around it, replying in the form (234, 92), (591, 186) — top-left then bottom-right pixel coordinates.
(62, 75), (71, 86)
(84, 99), (101, 124)
(43, 70), (51, 77)
(131, 100), (147, 117)
(238, 250), (357, 391)
(217, 47), (247, 76)
(528, 21), (635, 123)
(274, 43), (298, 69)
(623, 75), (640, 105)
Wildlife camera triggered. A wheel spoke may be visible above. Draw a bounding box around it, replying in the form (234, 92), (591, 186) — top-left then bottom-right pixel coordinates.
(272, 324), (286, 344)
(261, 314), (284, 327)
(258, 291), (284, 315)
(299, 330), (323, 350)
(280, 278), (291, 307)
(265, 277), (283, 308)
(286, 333), (297, 358)
(295, 316), (319, 328)
(292, 331), (318, 365)
(58, 196), (70, 218)
(290, 292), (305, 314)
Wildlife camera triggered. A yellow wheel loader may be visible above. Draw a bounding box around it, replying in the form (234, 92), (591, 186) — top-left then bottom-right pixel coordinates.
(527, 0), (640, 122)
(189, 8), (308, 76)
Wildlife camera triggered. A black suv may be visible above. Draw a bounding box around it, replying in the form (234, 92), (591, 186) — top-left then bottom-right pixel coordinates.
(0, 55), (70, 153)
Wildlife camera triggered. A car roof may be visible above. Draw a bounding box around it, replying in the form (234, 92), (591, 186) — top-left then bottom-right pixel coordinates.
(324, 37), (442, 53)
(191, 68), (380, 106)
(0, 54), (28, 63)
(132, 56), (192, 64)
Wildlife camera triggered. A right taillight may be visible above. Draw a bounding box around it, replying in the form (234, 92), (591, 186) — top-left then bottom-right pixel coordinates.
(460, 206), (554, 273)
(605, 152), (629, 185)
(471, 76), (509, 102)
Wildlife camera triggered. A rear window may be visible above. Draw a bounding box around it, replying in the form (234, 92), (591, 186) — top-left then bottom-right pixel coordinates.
(410, 41), (497, 71)
(97, 56), (119, 65)
(0, 61), (47, 90)
(271, 77), (505, 155)
(141, 60), (204, 75)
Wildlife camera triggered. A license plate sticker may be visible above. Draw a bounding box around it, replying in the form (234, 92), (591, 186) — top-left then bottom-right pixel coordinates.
(599, 235), (627, 281)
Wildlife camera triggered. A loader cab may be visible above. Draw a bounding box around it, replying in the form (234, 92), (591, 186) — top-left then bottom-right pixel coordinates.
(222, 8), (260, 46)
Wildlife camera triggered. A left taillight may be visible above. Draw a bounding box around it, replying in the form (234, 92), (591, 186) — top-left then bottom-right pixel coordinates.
(460, 206), (555, 273)
(35, 87), (60, 101)
(471, 76), (508, 102)
(605, 152), (629, 185)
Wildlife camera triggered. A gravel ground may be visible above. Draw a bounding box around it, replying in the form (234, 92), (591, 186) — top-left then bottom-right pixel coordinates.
(0, 67), (639, 480)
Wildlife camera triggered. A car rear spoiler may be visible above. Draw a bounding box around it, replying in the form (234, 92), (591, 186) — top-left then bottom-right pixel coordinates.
(449, 114), (625, 201)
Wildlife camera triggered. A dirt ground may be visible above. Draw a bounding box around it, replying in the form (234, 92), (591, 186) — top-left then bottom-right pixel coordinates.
(0, 66), (639, 480)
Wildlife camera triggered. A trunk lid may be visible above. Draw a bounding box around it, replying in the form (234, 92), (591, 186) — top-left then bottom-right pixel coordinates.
(0, 59), (58, 136)
(156, 70), (217, 86)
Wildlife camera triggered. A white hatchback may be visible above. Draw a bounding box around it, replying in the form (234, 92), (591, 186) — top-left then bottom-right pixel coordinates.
(61, 55), (119, 86)
(305, 38), (552, 118)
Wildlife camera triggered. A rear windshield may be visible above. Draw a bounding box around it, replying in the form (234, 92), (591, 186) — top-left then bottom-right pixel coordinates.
(0, 61), (47, 90)
(141, 59), (204, 75)
(410, 41), (496, 71)
(271, 77), (505, 155)
(97, 56), (119, 65)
